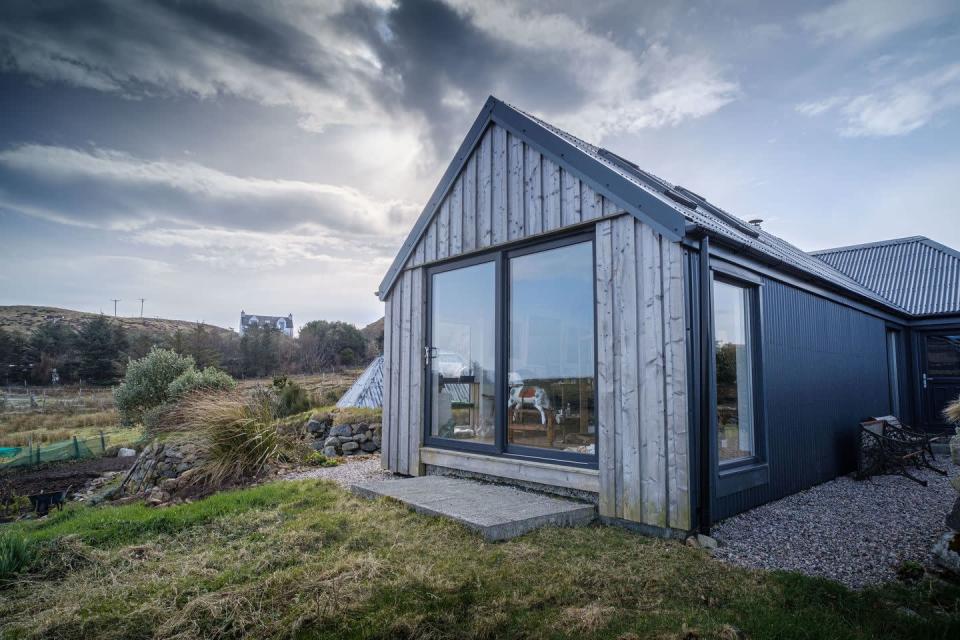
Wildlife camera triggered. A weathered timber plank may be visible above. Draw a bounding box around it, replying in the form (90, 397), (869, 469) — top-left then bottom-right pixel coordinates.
(595, 219), (618, 517)
(638, 223), (666, 526)
(543, 158), (561, 231)
(561, 168), (581, 227)
(508, 133), (524, 241)
(462, 154), (477, 252)
(492, 125), (508, 245)
(524, 143), (543, 235)
(408, 268), (424, 475)
(477, 127), (493, 248)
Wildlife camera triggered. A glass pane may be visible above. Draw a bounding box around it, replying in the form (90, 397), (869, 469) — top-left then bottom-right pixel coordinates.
(508, 242), (596, 455)
(430, 262), (496, 444)
(713, 279), (755, 463)
(927, 335), (960, 376)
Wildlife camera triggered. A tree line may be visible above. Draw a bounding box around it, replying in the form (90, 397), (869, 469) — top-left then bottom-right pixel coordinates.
(0, 317), (376, 386)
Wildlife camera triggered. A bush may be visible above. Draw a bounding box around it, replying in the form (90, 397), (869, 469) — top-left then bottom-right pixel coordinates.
(167, 366), (236, 400)
(0, 532), (35, 581)
(304, 451), (337, 467)
(272, 376), (311, 418)
(177, 392), (294, 486)
(114, 348), (195, 424)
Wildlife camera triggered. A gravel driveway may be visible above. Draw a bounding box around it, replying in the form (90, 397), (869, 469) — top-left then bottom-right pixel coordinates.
(282, 455), (392, 487)
(711, 467), (958, 588)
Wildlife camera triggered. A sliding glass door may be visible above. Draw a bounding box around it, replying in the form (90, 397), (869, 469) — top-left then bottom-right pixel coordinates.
(425, 234), (597, 466)
(428, 258), (497, 447)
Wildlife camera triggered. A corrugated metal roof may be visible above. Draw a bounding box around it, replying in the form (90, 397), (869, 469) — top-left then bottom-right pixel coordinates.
(811, 237), (960, 316)
(506, 103), (904, 312)
(336, 356), (384, 409)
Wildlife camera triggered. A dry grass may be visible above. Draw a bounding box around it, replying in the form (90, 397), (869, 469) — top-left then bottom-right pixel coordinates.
(944, 395), (960, 426)
(1, 481), (957, 640)
(172, 392), (297, 486)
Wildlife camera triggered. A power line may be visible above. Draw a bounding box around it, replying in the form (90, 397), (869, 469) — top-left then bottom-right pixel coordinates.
(110, 299), (120, 317)
(138, 298), (146, 318)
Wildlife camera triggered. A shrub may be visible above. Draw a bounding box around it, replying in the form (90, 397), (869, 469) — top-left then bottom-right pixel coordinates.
(273, 376), (311, 418)
(177, 392), (294, 486)
(114, 348), (194, 424)
(167, 366), (236, 400)
(304, 451), (337, 467)
(0, 532), (35, 581)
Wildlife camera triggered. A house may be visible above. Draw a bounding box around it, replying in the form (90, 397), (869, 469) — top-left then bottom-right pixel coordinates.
(239, 311), (294, 337)
(375, 96), (960, 537)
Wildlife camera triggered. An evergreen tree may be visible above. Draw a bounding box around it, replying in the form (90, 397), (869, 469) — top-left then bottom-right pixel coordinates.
(26, 321), (78, 383)
(77, 316), (126, 384)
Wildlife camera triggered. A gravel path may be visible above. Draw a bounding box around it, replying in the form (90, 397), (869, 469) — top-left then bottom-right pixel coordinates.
(282, 455), (392, 487)
(711, 467), (958, 588)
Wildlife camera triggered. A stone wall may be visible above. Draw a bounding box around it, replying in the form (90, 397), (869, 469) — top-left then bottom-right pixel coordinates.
(305, 415), (381, 457)
(116, 439), (208, 505)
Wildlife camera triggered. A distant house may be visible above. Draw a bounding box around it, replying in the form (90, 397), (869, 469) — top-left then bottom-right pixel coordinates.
(375, 96), (960, 537)
(239, 311), (294, 337)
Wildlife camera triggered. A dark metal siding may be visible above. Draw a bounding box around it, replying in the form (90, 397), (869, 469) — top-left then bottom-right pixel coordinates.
(713, 277), (891, 520)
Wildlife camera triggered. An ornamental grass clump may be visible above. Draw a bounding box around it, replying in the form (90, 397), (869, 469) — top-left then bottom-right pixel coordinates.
(0, 532), (34, 581)
(177, 392), (295, 487)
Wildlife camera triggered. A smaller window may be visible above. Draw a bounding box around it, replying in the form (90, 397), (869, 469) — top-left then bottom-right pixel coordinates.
(712, 278), (758, 465)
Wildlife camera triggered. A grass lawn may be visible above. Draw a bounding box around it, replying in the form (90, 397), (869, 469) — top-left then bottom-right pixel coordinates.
(1, 480), (958, 640)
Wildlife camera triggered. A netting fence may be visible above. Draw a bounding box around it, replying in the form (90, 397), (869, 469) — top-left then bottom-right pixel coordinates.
(0, 432), (114, 469)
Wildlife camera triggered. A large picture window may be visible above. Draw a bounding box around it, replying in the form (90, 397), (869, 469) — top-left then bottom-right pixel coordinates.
(712, 278), (758, 465)
(508, 242), (596, 455)
(425, 234), (597, 465)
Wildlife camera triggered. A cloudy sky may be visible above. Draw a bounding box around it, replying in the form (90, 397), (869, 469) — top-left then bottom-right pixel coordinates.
(1, 0), (958, 332)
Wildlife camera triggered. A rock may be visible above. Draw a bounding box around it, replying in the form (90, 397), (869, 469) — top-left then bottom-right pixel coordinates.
(356, 432), (369, 443)
(323, 436), (341, 448)
(330, 424), (352, 438)
(118, 447), (136, 457)
(341, 441), (360, 452)
(322, 446), (338, 457)
(351, 423), (368, 435)
(311, 439), (327, 451)
(360, 441), (379, 453)
(933, 531), (960, 576)
(947, 496), (960, 532)
(306, 419), (326, 434)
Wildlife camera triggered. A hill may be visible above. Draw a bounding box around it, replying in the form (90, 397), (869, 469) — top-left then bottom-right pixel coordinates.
(0, 306), (234, 341)
(360, 317), (384, 355)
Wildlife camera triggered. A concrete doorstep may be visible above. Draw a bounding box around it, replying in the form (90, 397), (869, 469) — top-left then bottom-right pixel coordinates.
(350, 475), (596, 542)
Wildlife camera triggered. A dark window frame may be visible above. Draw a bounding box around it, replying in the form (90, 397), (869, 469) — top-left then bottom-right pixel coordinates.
(423, 230), (599, 468)
(708, 264), (768, 492)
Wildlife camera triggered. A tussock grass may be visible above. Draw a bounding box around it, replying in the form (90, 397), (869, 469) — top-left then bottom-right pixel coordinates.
(944, 395), (960, 425)
(174, 392), (297, 486)
(1, 481), (958, 639)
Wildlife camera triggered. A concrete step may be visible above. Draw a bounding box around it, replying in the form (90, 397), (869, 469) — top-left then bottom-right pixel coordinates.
(351, 475), (596, 542)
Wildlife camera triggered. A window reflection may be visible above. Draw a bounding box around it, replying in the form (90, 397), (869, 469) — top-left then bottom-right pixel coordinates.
(713, 279), (755, 463)
(508, 242), (596, 454)
(430, 262), (496, 444)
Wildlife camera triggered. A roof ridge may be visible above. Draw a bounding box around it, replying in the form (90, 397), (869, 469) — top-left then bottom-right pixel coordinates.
(809, 236), (930, 255)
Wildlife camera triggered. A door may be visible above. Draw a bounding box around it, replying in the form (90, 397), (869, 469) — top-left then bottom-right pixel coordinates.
(920, 332), (960, 429)
(425, 258), (498, 450)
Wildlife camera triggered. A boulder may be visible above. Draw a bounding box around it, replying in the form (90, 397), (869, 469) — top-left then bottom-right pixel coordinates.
(356, 432), (369, 443)
(117, 447), (136, 457)
(352, 423), (368, 435)
(311, 439), (327, 451)
(322, 446), (338, 457)
(306, 419), (326, 435)
(947, 496), (960, 532)
(360, 441), (379, 453)
(330, 424), (353, 438)
(341, 441), (360, 452)
(323, 436), (341, 448)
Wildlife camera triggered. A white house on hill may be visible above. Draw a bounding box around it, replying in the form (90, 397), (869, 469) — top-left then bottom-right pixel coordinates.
(239, 311), (294, 337)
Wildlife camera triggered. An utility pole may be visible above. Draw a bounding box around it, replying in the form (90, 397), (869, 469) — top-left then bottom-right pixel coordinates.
(138, 298), (146, 317)
(111, 299), (120, 317)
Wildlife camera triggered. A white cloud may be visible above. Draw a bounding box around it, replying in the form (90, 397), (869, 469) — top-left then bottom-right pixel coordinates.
(0, 0), (393, 132)
(0, 144), (419, 236)
(801, 0), (955, 44)
(796, 63), (960, 136)
(445, 1), (740, 139)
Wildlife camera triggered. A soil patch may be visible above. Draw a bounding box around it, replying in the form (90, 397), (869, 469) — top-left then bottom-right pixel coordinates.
(1, 455), (135, 498)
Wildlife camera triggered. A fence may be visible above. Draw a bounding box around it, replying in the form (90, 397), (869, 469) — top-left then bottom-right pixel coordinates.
(0, 432), (112, 469)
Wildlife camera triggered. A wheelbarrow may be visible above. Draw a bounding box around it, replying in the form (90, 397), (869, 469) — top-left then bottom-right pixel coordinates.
(28, 486), (71, 516)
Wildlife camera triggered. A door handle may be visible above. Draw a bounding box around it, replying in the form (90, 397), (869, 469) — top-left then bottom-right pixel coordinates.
(923, 373), (928, 389)
(423, 346), (437, 362)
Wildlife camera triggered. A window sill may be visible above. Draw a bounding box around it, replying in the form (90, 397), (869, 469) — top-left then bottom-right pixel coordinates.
(716, 461), (769, 498)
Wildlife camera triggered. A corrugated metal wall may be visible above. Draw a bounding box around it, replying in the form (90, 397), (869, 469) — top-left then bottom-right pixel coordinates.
(714, 276), (891, 519)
